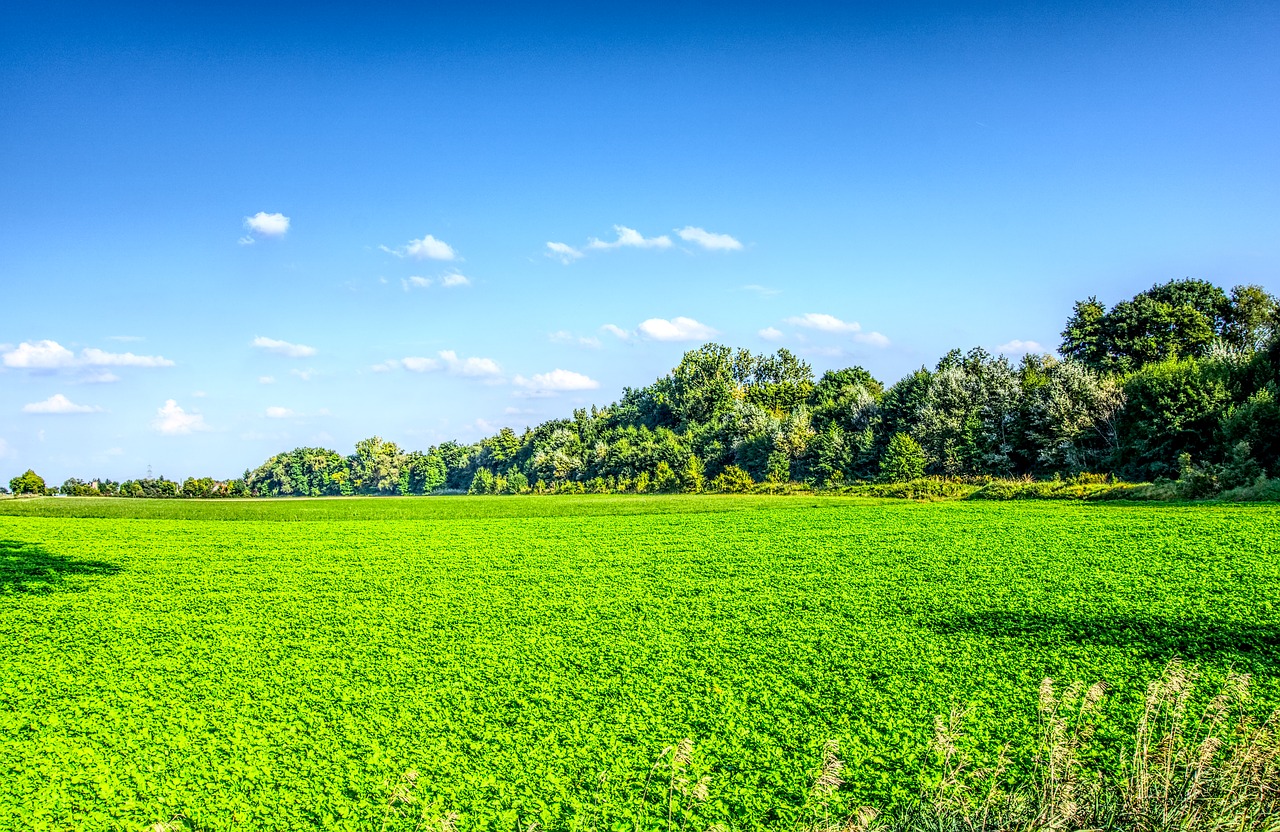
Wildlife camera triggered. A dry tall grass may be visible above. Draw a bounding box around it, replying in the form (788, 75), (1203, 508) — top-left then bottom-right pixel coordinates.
(821, 660), (1280, 832)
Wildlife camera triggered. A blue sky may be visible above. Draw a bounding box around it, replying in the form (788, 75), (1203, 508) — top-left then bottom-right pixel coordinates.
(2, 1), (1278, 483)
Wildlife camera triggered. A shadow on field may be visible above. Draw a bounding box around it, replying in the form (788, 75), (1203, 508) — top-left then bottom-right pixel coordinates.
(0, 539), (120, 595)
(924, 610), (1280, 674)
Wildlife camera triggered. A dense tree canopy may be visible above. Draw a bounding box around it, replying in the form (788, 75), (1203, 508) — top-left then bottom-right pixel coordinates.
(23, 277), (1279, 500)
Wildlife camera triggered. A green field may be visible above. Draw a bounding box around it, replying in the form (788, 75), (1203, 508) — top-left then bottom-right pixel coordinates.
(1, 496), (1278, 831)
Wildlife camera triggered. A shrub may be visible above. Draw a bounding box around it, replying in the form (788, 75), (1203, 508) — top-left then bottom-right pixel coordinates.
(710, 465), (755, 493)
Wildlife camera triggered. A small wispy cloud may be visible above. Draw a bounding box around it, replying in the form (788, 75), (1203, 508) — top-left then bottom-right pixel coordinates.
(81, 348), (175, 367)
(758, 326), (784, 341)
(440, 350), (501, 377)
(513, 368), (600, 396)
(290, 368), (316, 381)
(601, 324), (632, 341)
(265, 406), (295, 419)
(550, 331), (602, 348)
(785, 313), (862, 333)
(402, 357), (440, 373)
(381, 234), (457, 261)
(252, 336), (316, 358)
(587, 225), (673, 251)
(545, 241), (584, 264)
(259, 376), (276, 384)
(996, 339), (1044, 355)
(22, 394), (102, 414)
(375, 351), (501, 379)
(241, 211), (290, 244)
(401, 272), (470, 291)
(151, 399), (208, 435)
(783, 313), (890, 347)
(740, 284), (781, 298)
(637, 317), (717, 342)
(676, 226), (742, 251)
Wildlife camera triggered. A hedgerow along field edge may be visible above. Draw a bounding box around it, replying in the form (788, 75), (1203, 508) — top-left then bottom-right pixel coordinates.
(1, 497), (1278, 830)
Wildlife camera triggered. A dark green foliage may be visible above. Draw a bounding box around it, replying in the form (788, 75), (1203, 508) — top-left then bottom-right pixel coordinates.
(1115, 358), (1232, 481)
(1060, 279), (1277, 374)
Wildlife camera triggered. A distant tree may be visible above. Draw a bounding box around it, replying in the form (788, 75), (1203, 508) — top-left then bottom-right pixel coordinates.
(880, 433), (926, 483)
(1059, 279), (1252, 374)
(350, 436), (405, 494)
(10, 470), (46, 495)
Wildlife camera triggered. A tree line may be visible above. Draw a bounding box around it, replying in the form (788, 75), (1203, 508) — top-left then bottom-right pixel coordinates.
(7, 278), (1277, 500)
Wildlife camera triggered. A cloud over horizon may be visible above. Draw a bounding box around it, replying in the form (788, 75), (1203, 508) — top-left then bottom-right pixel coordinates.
(2, 340), (174, 372)
(151, 399), (209, 435)
(240, 211), (290, 244)
(637, 317), (718, 342)
(23, 394), (102, 414)
(382, 234), (457, 261)
(513, 368), (600, 395)
(252, 336), (317, 358)
(676, 226), (743, 251)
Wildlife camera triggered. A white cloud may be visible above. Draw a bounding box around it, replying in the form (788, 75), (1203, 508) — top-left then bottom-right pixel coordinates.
(3, 340), (77, 368)
(586, 225), (673, 251)
(81, 347), (175, 367)
(997, 339), (1044, 355)
(440, 273), (470, 288)
(676, 226), (743, 251)
(22, 394), (101, 414)
(550, 331), (602, 348)
(600, 324), (632, 340)
(855, 331), (891, 348)
(151, 399), (208, 435)
(402, 276), (433, 290)
(637, 317), (718, 342)
(244, 212), (290, 238)
(383, 234), (457, 261)
(2, 340), (173, 370)
(192, 391), (207, 398)
(439, 350), (501, 377)
(780, 313), (889, 347)
(265, 406), (294, 419)
(402, 357), (441, 373)
(785, 313), (863, 333)
(741, 284), (781, 298)
(259, 376), (276, 384)
(759, 327), (784, 341)
(252, 336), (316, 358)
(376, 351), (501, 379)
(82, 370), (121, 383)
(513, 369), (600, 395)
(546, 241), (584, 264)
(290, 368), (315, 381)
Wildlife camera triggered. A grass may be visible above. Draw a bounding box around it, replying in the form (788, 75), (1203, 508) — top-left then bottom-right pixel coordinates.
(0, 496), (1277, 831)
